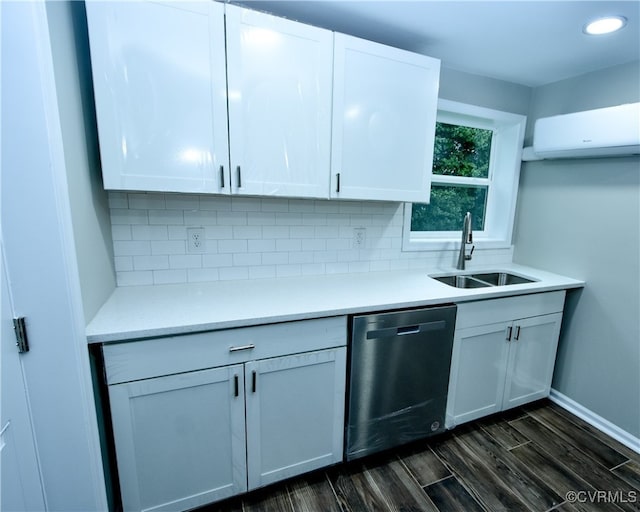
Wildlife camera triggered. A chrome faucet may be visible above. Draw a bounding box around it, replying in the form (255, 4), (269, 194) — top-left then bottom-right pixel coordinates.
(457, 212), (474, 270)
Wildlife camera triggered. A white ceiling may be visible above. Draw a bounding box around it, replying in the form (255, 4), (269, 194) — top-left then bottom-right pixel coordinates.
(230, 0), (640, 87)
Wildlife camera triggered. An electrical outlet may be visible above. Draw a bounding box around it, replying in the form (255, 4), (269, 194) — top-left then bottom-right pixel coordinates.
(187, 227), (206, 253)
(353, 227), (366, 248)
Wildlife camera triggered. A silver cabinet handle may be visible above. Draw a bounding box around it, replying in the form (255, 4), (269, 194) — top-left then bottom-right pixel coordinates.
(229, 344), (255, 352)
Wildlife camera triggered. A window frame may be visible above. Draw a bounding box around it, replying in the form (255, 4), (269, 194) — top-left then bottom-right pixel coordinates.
(402, 99), (526, 252)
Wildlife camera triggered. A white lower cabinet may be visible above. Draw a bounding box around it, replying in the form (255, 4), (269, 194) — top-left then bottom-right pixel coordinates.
(446, 292), (565, 428)
(103, 317), (347, 512)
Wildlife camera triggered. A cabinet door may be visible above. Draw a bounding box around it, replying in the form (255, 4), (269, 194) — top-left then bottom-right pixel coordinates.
(331, 33), (440, 202)
(446, 322), (511, 427)
(226, 6), (333, 198)
(109, 365), (247, 512)
(502, 313), (563, 410)
(85, 1), (229, 193)
(245, 348), (346, 490)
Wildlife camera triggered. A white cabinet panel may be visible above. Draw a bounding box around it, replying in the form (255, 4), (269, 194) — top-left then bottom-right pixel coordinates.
(447, 292), (566, 428)
(331, 33), (440, 202)
(502, 313), (563, 409)
(245, 348), (346, 489)
(446, 322), (511, 427)
(226, 6), (333, 198)
(109, 365), (247, 512)
(86, 0), (229, 193)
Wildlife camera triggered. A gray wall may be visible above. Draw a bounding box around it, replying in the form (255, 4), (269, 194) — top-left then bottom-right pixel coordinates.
(439, 67), (531, 115)
(46, 1), (116, 322)
(513, 61), (640, 438)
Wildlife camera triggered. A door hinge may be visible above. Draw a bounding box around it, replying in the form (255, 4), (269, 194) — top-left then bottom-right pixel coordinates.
(13, 317), (29, 353)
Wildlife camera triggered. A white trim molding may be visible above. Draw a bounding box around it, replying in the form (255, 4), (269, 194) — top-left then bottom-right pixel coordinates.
(549, 389), (640, 454)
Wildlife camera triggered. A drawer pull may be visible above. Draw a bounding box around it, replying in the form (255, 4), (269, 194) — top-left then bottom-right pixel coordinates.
(229, 344), (255, 353)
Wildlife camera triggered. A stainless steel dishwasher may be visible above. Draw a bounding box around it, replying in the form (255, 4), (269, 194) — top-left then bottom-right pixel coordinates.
(345, 305), (457, 461)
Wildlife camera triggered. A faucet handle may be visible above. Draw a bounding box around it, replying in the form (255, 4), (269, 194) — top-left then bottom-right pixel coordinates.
(465, 245), (475, 261)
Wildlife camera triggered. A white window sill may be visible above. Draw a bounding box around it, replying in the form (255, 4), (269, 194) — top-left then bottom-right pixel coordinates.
(402, 235), (513, 252)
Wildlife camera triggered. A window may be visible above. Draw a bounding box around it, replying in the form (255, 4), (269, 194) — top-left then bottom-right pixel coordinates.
(402, 100), (526, 252)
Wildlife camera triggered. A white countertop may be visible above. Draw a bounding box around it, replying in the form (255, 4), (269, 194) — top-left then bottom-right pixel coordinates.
(86, 263), (584, 343)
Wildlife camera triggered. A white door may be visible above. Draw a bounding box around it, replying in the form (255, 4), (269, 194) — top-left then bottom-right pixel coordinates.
(85, 0), (229, 193)
(226, 5), (333, 198)
(109, 365), (247, 512)
(446, 322), (511, 427)
(245, 348), (346, 490)
(1, 2), (107, 509)
(1, 243), (46, 512)
(331, 33), (440, 202)
(502, 313), (563, 410)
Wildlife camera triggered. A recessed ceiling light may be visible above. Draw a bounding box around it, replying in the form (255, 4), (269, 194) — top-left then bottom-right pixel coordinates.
(583, 16), (627, 35)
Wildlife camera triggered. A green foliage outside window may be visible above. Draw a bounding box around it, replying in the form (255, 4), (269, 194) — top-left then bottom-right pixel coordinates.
(411, 122), (493, 232)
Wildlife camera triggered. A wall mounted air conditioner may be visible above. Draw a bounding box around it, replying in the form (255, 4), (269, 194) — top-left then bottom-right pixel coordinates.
(522, 102), (640, 161)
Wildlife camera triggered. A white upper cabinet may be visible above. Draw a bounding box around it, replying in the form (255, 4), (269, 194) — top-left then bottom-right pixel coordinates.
(331, 33), (440, 202)
(85, 1), (230, 193)
(225, 6), (333, 198)
(86, 3), (440, 201)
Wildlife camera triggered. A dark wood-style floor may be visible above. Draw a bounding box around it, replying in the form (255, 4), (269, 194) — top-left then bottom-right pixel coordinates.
(200, 400), (640, 512)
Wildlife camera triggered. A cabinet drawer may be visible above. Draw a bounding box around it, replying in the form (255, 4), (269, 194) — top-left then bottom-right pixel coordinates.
(455, 291), (566, 330)
(103, 316), (347, 384)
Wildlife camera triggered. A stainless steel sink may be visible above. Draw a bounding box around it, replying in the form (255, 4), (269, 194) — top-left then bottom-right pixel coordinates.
(431, 271), (536, 289)
(470, 272), (535, 286)
(432, 275), (492, 288)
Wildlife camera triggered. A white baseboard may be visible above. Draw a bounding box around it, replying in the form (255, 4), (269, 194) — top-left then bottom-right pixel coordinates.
(549, 389), (640, 454)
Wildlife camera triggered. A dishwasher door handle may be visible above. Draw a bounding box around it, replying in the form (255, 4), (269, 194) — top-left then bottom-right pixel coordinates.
(366, 320), (446, 339)
(397, 325), (420, 335)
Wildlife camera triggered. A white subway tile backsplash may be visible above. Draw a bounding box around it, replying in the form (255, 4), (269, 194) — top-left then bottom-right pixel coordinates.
(111, 208), (148, 225)
(184, 210), (217, 225)
(231, 197), (261, 212)
(113, 240), (151, 257)
(111, 225), (132, 241)
(205, 225), (234, 239)
(276, 239), (302, 252)
(203, 253), (233, 268)
(114, 256), (133, 272)
(220, 267), (249, 280)
(199, 196), (232, 211)
(233, 225), (262, 239)
(262, 252), (289, 265)
(108, 192), (129, 209)
(153, 269), (187, 285)
(110, 193), (513, 286)
(233, 253), (261, 267)
(249, 265), (276, 279)
(133, 255), (169, 271)
(131, 225), (168, 241)
(188, 268), (219, 283)
(151, 240), (186, 255)
(217, 211), (248, 225)
(169, 254), (202, 269)
(149, 209), (184, 225)
(129, 193), (165, 210)
(165, 194), (199, 210)
(117, 270), (153, 286)
(248, 239), (276, 253)
(218, 239), (248, 254)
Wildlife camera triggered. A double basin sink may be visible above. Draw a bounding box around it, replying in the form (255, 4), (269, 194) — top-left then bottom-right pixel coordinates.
(431, 271), (536, 289)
